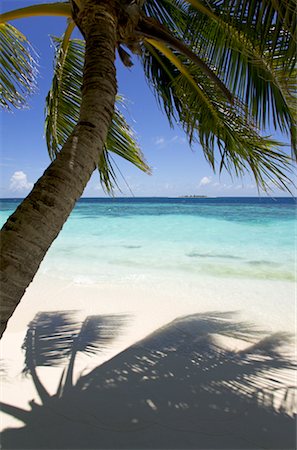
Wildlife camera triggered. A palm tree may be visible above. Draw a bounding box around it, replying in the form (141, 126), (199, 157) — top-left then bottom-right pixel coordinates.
(0, 0), (296, 338)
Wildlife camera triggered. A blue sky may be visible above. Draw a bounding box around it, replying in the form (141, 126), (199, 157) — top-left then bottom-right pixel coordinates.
(0, 0), (295, 198)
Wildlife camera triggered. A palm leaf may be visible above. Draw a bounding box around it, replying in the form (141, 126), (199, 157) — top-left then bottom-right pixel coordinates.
(45, 35), (150, 193)
(137, 16), (233, 101)
(186, 0), (296, 153)
(0, 23), (37, 110)
(141, 43), (294, 192)
(185, 4), (296, 151)
(143, 0), (296, 156)
(100, 98), (151, 194)
(45, 34), (82, 159)
(0, 2), (72, 24)
(143, 0), (185, 31)
(97, 150), (120, 195)
(172, 63), (293, 190)
(146, 38), (220, 121)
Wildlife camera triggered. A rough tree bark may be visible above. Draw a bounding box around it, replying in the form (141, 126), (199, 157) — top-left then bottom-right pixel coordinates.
(0, 1), (118, 338)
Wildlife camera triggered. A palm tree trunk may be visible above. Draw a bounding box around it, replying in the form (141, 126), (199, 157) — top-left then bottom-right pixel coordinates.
(0, 1), (118, 338)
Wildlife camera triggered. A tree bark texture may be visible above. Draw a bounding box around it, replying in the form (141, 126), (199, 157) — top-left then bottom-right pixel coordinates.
(0, 1), (118, 338)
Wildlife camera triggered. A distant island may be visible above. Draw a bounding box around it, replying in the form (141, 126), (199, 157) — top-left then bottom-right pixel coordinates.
(179, 195), (208, 198)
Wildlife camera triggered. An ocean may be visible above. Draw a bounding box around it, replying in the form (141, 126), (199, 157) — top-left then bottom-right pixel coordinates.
(0, 197), (296, 284)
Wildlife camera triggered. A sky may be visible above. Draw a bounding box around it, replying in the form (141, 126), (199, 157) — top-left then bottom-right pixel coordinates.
(0, 0), (295, 198)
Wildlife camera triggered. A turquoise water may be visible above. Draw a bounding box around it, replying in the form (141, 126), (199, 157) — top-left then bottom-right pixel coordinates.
(0, 197), (296, 283)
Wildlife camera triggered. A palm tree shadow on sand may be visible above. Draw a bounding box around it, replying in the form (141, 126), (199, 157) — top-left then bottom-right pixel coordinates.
(1, 310), (296, 449)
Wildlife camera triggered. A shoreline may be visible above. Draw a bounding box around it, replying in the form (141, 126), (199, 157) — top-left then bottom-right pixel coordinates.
(2, 271), (295, 335)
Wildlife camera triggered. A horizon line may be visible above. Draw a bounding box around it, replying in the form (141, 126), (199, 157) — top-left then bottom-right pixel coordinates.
(0, 195), (295, 200)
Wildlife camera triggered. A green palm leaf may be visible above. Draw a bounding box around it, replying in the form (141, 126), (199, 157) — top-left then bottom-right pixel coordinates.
(184, 1), (296, 150)
(0, 2), (72, 24)
(99, 97), (151, 194)
(45, 35), (150, 193)
(45, 34), (82, 159)
(0, 23), (37, 110)
(142, 43), (293, 192)
(143, 0), (296, 156)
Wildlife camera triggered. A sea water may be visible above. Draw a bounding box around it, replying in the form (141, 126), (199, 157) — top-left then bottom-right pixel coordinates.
(0, 197), (296, 285)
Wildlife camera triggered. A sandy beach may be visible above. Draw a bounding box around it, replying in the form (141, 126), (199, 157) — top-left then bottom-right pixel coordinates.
(1, 271), (296, 448)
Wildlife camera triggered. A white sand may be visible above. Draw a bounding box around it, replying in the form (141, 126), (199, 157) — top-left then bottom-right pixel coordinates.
(1, 272), (296, 436)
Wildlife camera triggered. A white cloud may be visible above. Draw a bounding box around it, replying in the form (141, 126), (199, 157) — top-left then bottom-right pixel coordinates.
(171, 135), (186, 144)
(199, 176), (212, 187)
(154, 135), (186, 147)
(164, 182), (175, 190)
(93, 184), (102, 192)
(9, 171), (33, 192)
(154, 137), (165, 146)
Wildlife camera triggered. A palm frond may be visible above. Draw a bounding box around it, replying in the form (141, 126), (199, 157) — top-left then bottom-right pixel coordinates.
(100, 98), (151, 194)
(137, 16), (233, 101)
(145, 38), (219, 122)
(141, 43), (294, 192)
(143, 0), (188, 33)
(45, 35), (150, 193)
(98, 150), (120, 195)
(190, 17), (295, 151)
(0, 23), (37, 110)
(143, 0), (296, 156)
(0, 2), (72, 24)
(181, 0), (296, 67)
(184, 0), (296, 153)
(45, 34), (82, 159)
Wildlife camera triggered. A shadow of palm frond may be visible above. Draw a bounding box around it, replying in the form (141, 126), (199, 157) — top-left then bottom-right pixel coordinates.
(16, 310), (129, 403)
(1, 311), (296, 449)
